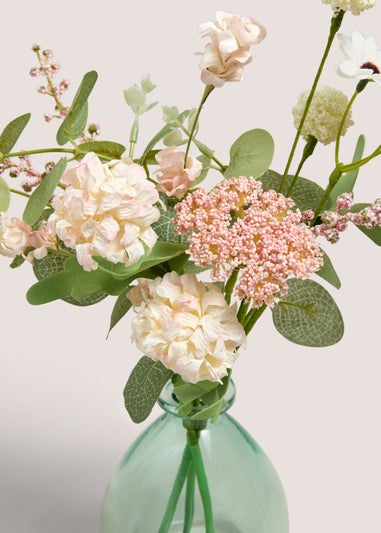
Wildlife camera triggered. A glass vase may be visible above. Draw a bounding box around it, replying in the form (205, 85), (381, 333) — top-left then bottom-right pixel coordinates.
(100, 381), (289, 533)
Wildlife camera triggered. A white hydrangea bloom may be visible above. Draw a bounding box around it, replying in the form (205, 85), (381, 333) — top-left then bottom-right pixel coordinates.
(127, 272), (246, 384)
(321, 0), (375, 16)
(47, 152), (160, 271)
(292, 86), (353, 144)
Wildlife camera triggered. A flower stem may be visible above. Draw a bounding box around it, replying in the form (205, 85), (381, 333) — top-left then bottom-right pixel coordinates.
(158, 445), (192, 533)
(187, 430), (215, 533)
(280, 10), (345, 193)
(224, 268), (239, 305)
(335, 90), (359, 167)
(184, 85), (214, 167)
(183, 463), (195, 533)
(3, 147), (75, 159)
(243, 304), (267, 335)
(286, 135), (318, 197)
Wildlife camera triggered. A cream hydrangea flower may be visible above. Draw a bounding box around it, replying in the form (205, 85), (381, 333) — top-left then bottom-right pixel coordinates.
(47, 152), (160, 271)
(338, 31), (381, 85)
(198, 10), (266, 87)
(321, 0), (375, 16)
(292, 86), (353, 144)
(127, 272), (246, 384)
(155, 146), (202, 199)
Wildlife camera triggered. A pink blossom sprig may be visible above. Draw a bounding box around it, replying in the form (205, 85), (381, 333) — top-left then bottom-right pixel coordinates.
(309, 193), (381, 243)
(30, 44), (70, 122)
(0, 154), (42, 192)
(173, 177), (323, 308)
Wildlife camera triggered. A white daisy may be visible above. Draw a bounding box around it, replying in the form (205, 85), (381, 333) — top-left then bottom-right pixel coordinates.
(338, 31), (381, 85)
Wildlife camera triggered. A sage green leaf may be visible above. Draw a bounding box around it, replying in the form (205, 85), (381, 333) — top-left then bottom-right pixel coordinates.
(316, 250), (341, 289)
(174, 382), (218, 405)
(329, 135), (365, 204)
(56, 71), (98, 145)
(260, 169), (333, 212)
(77, 140), (126, 159)
(124, 356), (173, 423)
(107, 291), (132, 336)
(272, 279), (344, 347)
(33, 253), (107, 306)
(139, 124), (176, 166)
(22, 158), (67, 225)
(0, 176), (10, 211)
(224, 129), (274, 179)
(151, 196), (188, 245)
(350, 203), (381, 246)
(0, 113), (31, 153)
(10, 255), (25, 268)
(191, 397), (226, 423)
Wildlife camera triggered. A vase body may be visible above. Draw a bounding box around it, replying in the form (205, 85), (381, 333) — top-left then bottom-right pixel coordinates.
(101, 382), (289, 533)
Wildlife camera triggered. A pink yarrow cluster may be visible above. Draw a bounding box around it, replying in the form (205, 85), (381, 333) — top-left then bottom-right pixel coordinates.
(174, 177), (323, 308)
(307, 193), (381, 243)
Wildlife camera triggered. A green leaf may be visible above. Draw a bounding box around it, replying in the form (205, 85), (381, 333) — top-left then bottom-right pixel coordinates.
(139, 124), (177, 166)
(329, 134), (365, 204)
(151, 195), (188, 245)
(224, 129), (274, 179)
(107, 291), (132, 336)
(77, 140), (125, 159)
(174, 382), (218, 405)
(191, 397), (226, 423)
(32, 253), (107, 306)
(0, 176), (10, 211)
(0, 113), (31, 153)
(316, 249), (341, 289)
(22, 158), (67, 225)
(351, 203), (381, 246)
(56, 71), (98, 145)
(272, 278), (344, 347)
(260, 169), (333, 212)
(123, 356), (173, 423)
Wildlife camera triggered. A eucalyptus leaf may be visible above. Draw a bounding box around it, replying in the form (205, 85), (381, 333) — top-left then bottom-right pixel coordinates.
(123, 356), (173, 423)
(272, 278), (344, 347)
(224, 129), (274, 179)
(0, 113), (31, 154)
(107, 291), (132, 336)
(316, 250), (341, 289)
(22, 158), (67, 225)
(151, 196), (188, 245)
(77, 140), (125, 159)
(56, 70), (98, 145)
(191, 397), (225, 423)
(260, 170), (333, 212)
(0, 176), (10, 211)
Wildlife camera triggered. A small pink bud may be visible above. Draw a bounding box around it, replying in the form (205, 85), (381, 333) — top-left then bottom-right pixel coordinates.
(43, 49), (53, 60)
(29, 67), (40, 77)
(31, 44), (40, 52)
(44, 114), (53, 123)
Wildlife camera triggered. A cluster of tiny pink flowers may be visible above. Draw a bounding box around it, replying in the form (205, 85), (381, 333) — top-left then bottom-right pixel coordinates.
(0, 154), (42, 192)
(30, 44), (70, 122)
(173, 177), (323, 308)
(312, 193), (381, 243)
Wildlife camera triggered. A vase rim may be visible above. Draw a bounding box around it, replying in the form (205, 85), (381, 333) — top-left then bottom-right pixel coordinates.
(157, 379), (236, 419)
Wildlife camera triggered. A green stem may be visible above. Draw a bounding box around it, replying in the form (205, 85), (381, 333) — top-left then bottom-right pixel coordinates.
(335, 90), (359, 167)
(184, 85), (214, 166)
(9, 188), (32, 200)
(187, 431), (215, 533)
(4, 148), (75, 159)
(286, 135), (318, 197)
(129, 116), (139, 159)
(312, 167), (343, 224)
(183, 464), (195, 533)
(243, 304), (267, 336)
(224, 268), (239, 305)
(158, 445), (192, 533)
(179, 125), (226, 172)
(280, 10), (345, 192)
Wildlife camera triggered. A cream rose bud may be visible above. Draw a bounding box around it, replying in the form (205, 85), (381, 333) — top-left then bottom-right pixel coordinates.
(198, 10), (266, 87)
(155, 147), (202, 199)
(47, 152), (160, 271)
(127, 272), (246, 384)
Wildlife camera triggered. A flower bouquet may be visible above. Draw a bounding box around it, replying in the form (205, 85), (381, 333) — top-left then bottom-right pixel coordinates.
(1, 1), (381, 531)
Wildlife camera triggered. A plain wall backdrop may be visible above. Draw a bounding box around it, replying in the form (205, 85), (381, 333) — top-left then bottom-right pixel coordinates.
(1, 1), (381, 532)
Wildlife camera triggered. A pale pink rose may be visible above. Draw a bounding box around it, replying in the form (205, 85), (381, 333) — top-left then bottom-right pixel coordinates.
(0, 213), (30, 257)
(198, 11), (266, 87)
(155, 147), (202, 199)
(47, 152), (160, 271)
(0, 212), (56, 261)
(127, 272), (246, 384)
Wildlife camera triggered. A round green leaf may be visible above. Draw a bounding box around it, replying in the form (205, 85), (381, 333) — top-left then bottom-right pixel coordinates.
(224, 129), (274, 179)
(272, 279), (344, 347)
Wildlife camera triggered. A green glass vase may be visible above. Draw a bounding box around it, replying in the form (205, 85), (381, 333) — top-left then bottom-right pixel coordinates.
(100, 381), (289, 533)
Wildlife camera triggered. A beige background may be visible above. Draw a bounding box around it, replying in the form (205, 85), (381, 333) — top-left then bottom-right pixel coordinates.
(1, 1), (381, 531)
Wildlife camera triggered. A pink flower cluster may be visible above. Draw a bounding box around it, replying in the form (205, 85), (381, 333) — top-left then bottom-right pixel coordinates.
(0, 212), (57, 261)
(0, 154), (42, 192)
(310, 193), (381, 243)
(173, 177), (323, 308)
